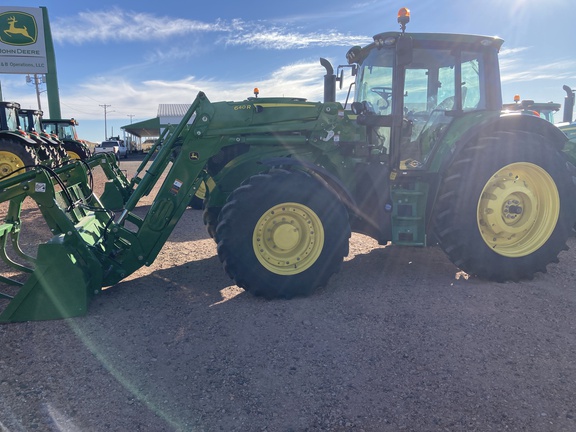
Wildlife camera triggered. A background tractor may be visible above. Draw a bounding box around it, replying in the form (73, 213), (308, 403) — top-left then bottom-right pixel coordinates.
(18, 108), (69, 167)
(503, 95), (561, 123)
(0, 101), (42, 178)
(1, 8), (575, 322)
(41, 117), (92, 160)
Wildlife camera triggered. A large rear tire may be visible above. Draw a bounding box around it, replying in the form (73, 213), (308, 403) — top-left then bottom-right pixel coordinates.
(434, 131), (576, 281)
(0, 139), (40, 179)
(216, 170), (351, 299)
(63, 141), (91, 160)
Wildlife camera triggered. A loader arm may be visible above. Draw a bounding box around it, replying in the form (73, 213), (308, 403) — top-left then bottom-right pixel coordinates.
(0, 92), (216, 322)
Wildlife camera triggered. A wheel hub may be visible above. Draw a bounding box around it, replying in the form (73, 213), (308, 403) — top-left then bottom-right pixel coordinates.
(253, 202), (324, 275)
(0, 151), (25, 179)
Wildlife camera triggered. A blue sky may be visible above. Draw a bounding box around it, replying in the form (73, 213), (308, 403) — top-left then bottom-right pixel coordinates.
(1, 0), (575, 143)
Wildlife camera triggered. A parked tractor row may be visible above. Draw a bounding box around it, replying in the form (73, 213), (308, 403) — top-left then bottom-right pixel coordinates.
(0, 101), (91, 179)
(1, 8), (576, 322)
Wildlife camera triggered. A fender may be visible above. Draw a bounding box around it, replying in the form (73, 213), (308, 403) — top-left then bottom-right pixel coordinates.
(443, 113), (568, 171)
(0, 130), (37, 146)
(261, 156), (359, 214)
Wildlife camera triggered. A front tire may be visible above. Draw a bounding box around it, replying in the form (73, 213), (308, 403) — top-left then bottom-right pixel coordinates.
(216, 170), (350, 299)
(434, 131), (576, 281)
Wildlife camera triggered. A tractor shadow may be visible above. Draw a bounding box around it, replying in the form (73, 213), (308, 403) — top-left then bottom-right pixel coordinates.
(87, 239), (468, 322)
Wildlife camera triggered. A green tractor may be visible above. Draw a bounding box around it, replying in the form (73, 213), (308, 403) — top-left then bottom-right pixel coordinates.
(1, 8), (575, 322)
(41, 117), (92, 160)
(503, 95), (561, 123)
(0, 101), (42, 179)
(18, 108), (69, 167)
(558, 85), (576, 164)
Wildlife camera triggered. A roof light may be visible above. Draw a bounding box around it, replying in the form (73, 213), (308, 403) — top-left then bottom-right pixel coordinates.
(253, 87), (259, 98)
(514, 94), (520, 103)
(397, 7), (410, 32)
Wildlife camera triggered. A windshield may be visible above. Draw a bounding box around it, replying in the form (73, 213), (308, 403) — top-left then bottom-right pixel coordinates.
(32, 114), (43, 132)
(4, 107), (19, 131)
(18, 113), (31, 131)
(354, 43), (485, 168)
(355, 49), (395, 115)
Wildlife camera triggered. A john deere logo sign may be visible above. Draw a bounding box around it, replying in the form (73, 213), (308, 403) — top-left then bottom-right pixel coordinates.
(0, 11), (37, 46)
(0, 7), (47, 74)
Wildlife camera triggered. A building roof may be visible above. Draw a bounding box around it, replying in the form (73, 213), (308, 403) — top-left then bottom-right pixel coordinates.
(157, 104), (191, 118)
(121, 104), (193, 138)
(121, 117), (160, 138)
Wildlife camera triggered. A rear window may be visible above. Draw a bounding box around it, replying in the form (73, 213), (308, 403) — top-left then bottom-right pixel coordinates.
(101, 141), (118, 148)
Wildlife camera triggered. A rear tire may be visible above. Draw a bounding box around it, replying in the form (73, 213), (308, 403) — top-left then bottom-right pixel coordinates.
(63, 141), (91, 160)
(434, 131), (576, 281)
(0, 139), (40, 179)
(216, 170), (350, 299)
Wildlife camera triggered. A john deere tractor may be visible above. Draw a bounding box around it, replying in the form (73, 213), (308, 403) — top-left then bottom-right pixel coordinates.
(18, 108), (69, 167)
(0, 101), (42, 178)
(502, 96), (561, 123)
(1, 8), (575, 322)
(41, 117), (92, 160)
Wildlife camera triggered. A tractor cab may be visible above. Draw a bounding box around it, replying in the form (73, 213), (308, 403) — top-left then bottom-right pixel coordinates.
(41, 117), (79, 141)
(344, 9), (504, 170)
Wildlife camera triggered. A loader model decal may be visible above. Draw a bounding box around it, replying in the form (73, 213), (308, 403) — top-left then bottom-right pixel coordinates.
(0, 12), (37, 46)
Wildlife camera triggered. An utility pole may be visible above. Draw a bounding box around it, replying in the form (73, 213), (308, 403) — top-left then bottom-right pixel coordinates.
(100, 104), (111, 140)
(27, 74), (46, 111)
(127, 114), (135, 123)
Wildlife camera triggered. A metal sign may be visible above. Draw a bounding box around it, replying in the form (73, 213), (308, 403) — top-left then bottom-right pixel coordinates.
(0, 7), (47, 74)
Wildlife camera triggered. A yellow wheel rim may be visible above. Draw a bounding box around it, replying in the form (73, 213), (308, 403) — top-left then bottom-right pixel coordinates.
(0, 150), (26, 179)
(477, 162), (560, 257)
(67, 151), (81, 160)
(253, 202), (324, 275)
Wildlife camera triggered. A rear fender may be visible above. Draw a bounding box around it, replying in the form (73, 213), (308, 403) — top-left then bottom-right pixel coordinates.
(0, 131), (37, 146)
(440, 113), (568, 172)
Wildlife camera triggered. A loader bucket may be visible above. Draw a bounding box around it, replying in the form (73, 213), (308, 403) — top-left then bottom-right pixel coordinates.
(0, 239), (101, 322)
(0, 156), (123, 322)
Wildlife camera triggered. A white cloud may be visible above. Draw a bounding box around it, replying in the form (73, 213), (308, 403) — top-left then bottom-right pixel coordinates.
(51, 8), (371, 50)
(222, 28), (370, 50)
(51, 8), (231, 44)
(500, 46), (576, 83)
(42, 60), (334, 122)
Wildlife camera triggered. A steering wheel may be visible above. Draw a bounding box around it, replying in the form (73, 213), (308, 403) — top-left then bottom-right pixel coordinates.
(370, 87), (393, 110)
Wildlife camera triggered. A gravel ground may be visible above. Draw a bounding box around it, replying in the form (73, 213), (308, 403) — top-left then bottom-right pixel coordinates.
(1, 156), (576, 431)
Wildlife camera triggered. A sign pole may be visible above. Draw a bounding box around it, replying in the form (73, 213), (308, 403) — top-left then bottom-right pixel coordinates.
(41, 7), (61, 118)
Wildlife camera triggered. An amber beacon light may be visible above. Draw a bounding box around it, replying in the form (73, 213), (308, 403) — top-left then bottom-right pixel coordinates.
(398, 7), (410, 32)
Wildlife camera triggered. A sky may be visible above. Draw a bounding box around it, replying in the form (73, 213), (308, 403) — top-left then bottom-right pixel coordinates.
(1, 0), (575, 143)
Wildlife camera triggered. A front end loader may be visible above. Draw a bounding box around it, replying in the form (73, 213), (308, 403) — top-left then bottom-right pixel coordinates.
(1, 8), (575, 322)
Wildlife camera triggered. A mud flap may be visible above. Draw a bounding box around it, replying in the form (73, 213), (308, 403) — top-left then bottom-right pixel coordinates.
(0, 241), (100, 323)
